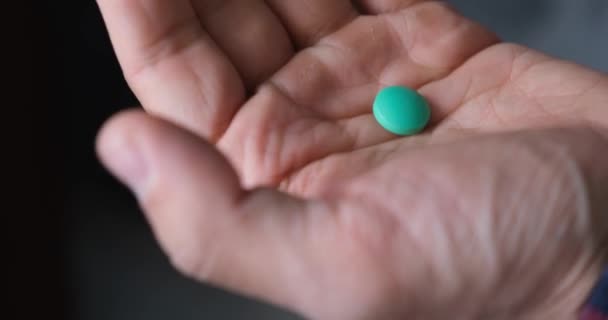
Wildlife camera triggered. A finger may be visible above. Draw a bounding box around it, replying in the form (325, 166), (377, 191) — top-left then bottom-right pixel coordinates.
(264, 0), (358, 48)
(353, 0), (428, 14)
(95, 110), (334, 317)
(192, 0), (294, 89)
(96, 0), (244, 140)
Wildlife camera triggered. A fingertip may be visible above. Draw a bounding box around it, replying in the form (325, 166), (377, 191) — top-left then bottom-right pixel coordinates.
(96, 109), (151, 194)
(96, 109), (146, 153)
(96, 108), (244, 202)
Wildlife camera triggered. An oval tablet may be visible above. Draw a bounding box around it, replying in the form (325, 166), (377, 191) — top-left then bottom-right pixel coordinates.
(373, 86), (431, 136)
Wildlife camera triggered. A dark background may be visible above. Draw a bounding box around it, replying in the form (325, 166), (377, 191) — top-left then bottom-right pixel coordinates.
(55, 1), (608, 319)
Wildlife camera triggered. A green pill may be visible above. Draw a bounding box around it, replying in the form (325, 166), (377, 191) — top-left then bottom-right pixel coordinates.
(373, 86), (431, 136)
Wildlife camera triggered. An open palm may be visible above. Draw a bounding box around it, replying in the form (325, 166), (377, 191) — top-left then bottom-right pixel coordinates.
(97, 1), (608, 319)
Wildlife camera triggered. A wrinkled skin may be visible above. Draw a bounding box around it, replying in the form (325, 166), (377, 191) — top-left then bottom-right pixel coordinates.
(95, 1), (608, 319)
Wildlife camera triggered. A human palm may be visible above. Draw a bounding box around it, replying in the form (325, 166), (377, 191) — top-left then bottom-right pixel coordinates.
(97, 1), (608, 319)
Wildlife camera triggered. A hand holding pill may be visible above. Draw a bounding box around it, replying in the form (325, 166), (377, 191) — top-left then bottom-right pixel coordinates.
(96, 1), (608, 319)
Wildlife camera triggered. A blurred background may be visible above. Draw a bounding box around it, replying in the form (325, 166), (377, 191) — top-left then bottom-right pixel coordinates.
(58, 1), (607, 319)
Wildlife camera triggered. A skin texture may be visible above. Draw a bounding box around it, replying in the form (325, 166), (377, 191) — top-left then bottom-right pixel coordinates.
(95, 1), (608, 319)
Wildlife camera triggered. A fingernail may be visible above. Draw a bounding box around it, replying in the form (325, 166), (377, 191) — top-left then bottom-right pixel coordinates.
(99, 133), (148, 196)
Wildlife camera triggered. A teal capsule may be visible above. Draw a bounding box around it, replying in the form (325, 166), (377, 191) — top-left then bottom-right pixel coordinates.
(373, 86), (431, 136)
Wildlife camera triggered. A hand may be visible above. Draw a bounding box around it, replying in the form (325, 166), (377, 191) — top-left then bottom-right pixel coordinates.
(96, 1), (608, 319)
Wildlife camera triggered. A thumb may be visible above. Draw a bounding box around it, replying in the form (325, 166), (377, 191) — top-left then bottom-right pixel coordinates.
(95, 110), (331, 315)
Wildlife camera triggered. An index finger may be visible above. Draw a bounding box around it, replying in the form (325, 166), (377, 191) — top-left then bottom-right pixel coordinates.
(96, 0), (244, 140)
